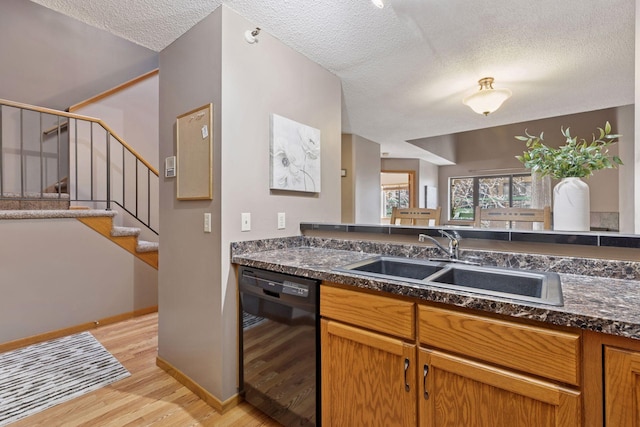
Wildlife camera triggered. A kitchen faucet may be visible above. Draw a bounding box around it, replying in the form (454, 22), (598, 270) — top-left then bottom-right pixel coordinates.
(418, 230), (461, 260)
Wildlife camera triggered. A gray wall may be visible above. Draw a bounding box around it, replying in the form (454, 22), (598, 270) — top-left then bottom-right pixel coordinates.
(636, 0), (640, 233)
(0, 218), (157, 343)
(408, 133), (457, 164)
(353, 135), (382, 224)
(342, 134), (381, 223)
(381, 158), (440, 216)
(0, 0), (158, 109)
(158, 6), (224, 398)
(419, 159), (439, 209)
(70, 73), (160, 239)
(382, 158), (442, 208)
(0, 0), (160, 346)
(158, 5), (341, 400)
(341, 134), (355, 222)
(437, 107), (631, 224)
(617, 105), (635, 233)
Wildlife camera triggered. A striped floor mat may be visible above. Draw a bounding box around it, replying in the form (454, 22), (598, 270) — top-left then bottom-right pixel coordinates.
(242, 311), (267, 330)
(0, 331), (130, 426)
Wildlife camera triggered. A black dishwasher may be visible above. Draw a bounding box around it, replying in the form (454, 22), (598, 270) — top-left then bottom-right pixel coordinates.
(238, 266), (320, 426)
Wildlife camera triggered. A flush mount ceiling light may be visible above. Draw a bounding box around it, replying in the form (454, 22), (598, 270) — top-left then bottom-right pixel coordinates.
(244, 27), (261, 44)
(371, 0), (385, 8)
(462, 77), (512, 116)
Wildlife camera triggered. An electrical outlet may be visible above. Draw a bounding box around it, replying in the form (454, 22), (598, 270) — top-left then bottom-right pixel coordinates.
(204, 213), (211, 233)
(241, 213), (251, 232)
(277, 212), (286, 230)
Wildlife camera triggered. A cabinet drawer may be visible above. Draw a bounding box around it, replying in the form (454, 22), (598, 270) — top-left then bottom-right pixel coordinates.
(321, 285), (415, 340)
(419, 305), (581, 385)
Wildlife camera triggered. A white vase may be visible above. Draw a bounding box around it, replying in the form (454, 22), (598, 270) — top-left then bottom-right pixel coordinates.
(553, 177), (590, 231)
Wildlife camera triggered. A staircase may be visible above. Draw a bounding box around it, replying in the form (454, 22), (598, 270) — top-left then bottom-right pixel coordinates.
(0, 202), (158, 269)
(0, 97), (159, 269)
(76, 211), (158, 269)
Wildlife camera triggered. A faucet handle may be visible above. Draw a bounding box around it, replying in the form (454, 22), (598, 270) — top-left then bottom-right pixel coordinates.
(439, 229), (460, 241)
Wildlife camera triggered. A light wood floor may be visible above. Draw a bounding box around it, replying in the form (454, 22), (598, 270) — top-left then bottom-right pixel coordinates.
(10, 313), (281, 427)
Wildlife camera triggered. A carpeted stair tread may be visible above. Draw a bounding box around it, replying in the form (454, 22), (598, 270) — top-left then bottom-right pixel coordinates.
(111, 226), (141, 237)
(1, 192), (70, 199)
(0, 209), (117, 220)
(137, 240), (159, 253)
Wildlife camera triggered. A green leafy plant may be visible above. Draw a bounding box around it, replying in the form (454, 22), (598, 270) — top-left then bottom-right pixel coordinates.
(515, 121), (623, 179)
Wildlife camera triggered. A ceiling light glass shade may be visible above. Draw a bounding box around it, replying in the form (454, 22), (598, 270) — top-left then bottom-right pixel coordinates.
(463, 77), (512, 116)
(371, 0), (385, 8)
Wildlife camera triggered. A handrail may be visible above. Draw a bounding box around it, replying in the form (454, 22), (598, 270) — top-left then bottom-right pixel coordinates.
(101, 121), (159, 176)
(0, 98), (101, 121)
(0, 98), (158, 176)
(69, 69), (158, 113)
(0, 98), (159, 235)
(43, 121), (68, 136)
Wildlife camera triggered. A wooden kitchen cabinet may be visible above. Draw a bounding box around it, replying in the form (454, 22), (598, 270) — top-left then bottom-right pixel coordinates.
(604, 346), (640, 426)
(418, 348), (581, 427)
(320, 284), (583, 426)
(418, 304), (581, 426)
(320, 285), (417, 426)
(321, 319), (417, 426)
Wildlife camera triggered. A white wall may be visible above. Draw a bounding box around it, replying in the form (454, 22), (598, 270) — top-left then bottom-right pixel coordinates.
(0, 218), (157, 343)
(158, 5), (341, 401)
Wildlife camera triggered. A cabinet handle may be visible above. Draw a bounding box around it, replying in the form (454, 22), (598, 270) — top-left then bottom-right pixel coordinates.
(404, 358), (410, 392)
(423, 364), (429, 399)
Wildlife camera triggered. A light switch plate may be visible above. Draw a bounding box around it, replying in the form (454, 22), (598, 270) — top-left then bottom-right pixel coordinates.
(241, 212), (251, 232)
(277, 212), (286, 230)
(165, 156), (176, 178)
(204, 213), (211, 233)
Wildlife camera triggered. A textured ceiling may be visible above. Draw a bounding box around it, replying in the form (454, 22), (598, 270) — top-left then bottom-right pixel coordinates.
(30, 0), (635, 162)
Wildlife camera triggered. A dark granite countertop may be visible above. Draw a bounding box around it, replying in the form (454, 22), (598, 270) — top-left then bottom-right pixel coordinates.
(231, 236), (640, 341)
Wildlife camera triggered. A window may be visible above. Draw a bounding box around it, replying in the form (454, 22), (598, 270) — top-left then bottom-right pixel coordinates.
(449, 174), (532, 221)
(381, 184), (410, 218)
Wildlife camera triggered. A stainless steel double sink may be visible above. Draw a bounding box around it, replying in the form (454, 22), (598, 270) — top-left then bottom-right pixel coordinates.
(334, 256), (563, 306)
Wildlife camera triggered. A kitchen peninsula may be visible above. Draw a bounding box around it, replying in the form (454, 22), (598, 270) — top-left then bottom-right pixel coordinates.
(232, 231), (640, 426)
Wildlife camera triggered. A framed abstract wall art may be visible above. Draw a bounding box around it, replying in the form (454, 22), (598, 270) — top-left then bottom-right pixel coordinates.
(270, 114), (321, 193)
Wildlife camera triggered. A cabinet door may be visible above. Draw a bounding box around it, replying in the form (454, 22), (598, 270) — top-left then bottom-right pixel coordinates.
(419, 348), (581, 427)
(605, 346), (640, 426)
(321, 319), (416, 426)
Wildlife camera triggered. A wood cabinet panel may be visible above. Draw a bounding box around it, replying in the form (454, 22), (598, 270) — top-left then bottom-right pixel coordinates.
(419, 305), (581, 385)
(419, 348), (581, 427)
(321, 319), (417, 426)
(605, 346), (640, 426)
(321, 285), (415, 340)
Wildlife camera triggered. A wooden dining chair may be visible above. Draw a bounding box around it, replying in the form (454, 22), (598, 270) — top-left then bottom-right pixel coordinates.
(389, 207), (442, 226)
(474, 206), (552, 230)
